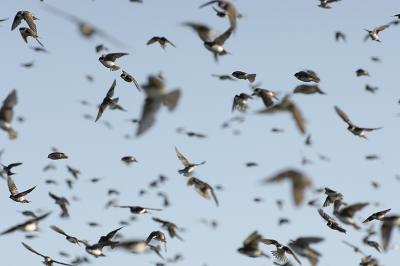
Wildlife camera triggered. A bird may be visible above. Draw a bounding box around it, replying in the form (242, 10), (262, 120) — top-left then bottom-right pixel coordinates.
(0, 212), (51, 235)
(120, 70), (141, 91)
(335, 31), (346, 42)
(237, 231), (270, 258)
(136, 74), (181, 136)
(262, 169), (312, 206)
(261, 239), (302, 265)
(317, 208), (346, 234)
(84, 227), (124, 257)
(334, 106), (382, 139)
(363, 209), (391, 223)
(183, 22), (215, 43)
(203, 27), (233, 62)
(293, 85), (326, 95)
(342, 240), (366, 255)
(364, 25), (390, 42)
(380, 215), (400, 251)
(0, 89), (18, 139)
(48, 192), (70, 218)
(318, 0), (341, 9)
(362, 232), (381, 253)
(212, 74), (236, 81)
(48, 152), (68, 160)
(187, 177), (219, 206)
(11, 11), (38, 33)
(333, 201), (369, 230)
(50, 225), (86, 245)
(199, 1), (239, 30)
(258, 95), (306, 135)
(95, 80), (125, 122)
(152, 217), (184, 241)
(66, 165), (80, 179)
(356, 68), (370, 77)
(121, 156), (138, 165)
(175, 147), (206, 177)
(22, 242), (74, 266)
(322, 187), (343, 207)
(1, 162), (22, 177)
(146, 36), (176, 49)
(294, 70), (320, 83)
(7, 176), (36, 203)
(19, 27), (44, 47)
(232, 71), (256, 83)
(232, 93), (252, 112)
(251, 88), (279, 108)
(289, 237), (324, 266)
(99, 53), (128, 71)
(115, 205), (162, 214)
(145, 231), (167, 252)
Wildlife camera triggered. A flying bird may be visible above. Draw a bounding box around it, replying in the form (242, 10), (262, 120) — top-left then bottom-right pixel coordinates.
(261, 239), (302, 265)
(199, 1), (239, 30)
(252, 88), (279, 108)
(7, 176), (36, 203)
(294, 70), (320, 83)
(115, 205), (162, 214)
(0, 212), (51, 235)
(99, 53), (128, 71)
(11, 11), (38, 33)
(232, 93), (252, 112)
(50, 225), (86, 245)
(120, 70), (140, 91)
(95, 80), (125, 122)
(293, 85), (325, 95)
(152, 217), (184, 241)
(363, 209), (391, 223)
(289, 237), (324, 266)
(145, 231), (167, 252)
(322, 187), (343, 207)
(146, 36), (176, 49)
(237, 231), (270, 258)
(187, 177), (219, 206)
(333, 201), (369, 230)
(22, 242), (74, 266)
(175, 147), (206, 177)
(334, 106), (382, 138)
(232, 71), (256, 83)
(203, 27), (233, 62)
(49, 192), (70, 218)
(0, 89), (18, 139)
(364, 24), (390, 42)
(317, 208), (346, 234)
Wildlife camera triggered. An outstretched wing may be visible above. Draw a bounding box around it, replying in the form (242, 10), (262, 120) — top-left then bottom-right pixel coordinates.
(7, 176), (19, 195)
(22, 242), (46, 258)
(175, 147), (190, 167)
(334, 106), (353, 126)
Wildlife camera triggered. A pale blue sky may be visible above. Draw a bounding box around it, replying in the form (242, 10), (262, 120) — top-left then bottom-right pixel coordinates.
(1, 0), (400, 266)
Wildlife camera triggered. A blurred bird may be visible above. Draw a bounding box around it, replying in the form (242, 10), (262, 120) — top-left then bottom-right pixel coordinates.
(237, 231), (270, 258)
(232, 71), (256, 83)
(11, 11), (38, 33)
(146, 36), (176, 49)
(203, 27), (233, 62)
(0, 212), (51, 235)
(0, 89), (18, 139)
(232, 93), (252, 112)
(120, 70), (140, 91)
(335, 31), (346, 42)
(318, 208), (346, 234)
(175, 147), (206, 177)
(99, 53), (128, 71)
(318, 0), (341, 9)
(48, 152), (68, 160)
(289, 237), (324, 266)
(22, 242), (74, 266)
(49, 192), (70, 218)
(199, 0), (239, 30)
(364, 25), (390, 42)
(252, 88), (278, 107)
(363, 209), (391, 223)
(19, 27), (44, 46)
(333, 201), (369, 230)
(115, 205), (162, 214)
(293, 85), (325, 95)
(381, 215), (400, 251)
(145, 231), (167, 252)
(322, 187), (343, 207)
(294, 70), (320, 83)
(1, 162), (22, 177)
(50, 225), (86, 245)
(95, 80), (125, 122)
(261, 239), (301, 265)
(7, 176), (36, 203)
(152, 217), (184, 241)
(187, 177), (219, 206)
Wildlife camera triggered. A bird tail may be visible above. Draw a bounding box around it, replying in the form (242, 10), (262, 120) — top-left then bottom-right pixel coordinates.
(247, 74), (256, 83)
(111, 65), (120, 71)
(162, 90), (181, 111)
(6, 127), (17, 140)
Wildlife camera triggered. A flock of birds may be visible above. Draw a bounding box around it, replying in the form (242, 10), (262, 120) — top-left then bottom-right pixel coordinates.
(1, 1), (400, 266)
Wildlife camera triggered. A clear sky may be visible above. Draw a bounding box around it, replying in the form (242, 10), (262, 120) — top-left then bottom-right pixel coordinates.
(1, 0), (399, 266)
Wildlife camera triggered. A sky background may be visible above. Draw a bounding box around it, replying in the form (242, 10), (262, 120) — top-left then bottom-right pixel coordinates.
(1, 0), (400, 265)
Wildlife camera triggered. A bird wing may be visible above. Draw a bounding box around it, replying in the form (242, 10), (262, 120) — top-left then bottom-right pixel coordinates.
(161, 89), (181, 111)
(7, 176), (19, 195)
(285, 247), (302, 265)
(243, 231), (261, 248)
(226, 5), (238, 30)
(210, 187), (219, 206)
(11, 12), (22, 31)
(106, 80), (117, 98)
(318, 208), (334, 223)
(49, 191), (60, 201)
(199, 0), (218, 8)
(146, 37), (159, 45)
(104, 53), (128, 61)
(214, 27), (233, 45)
(17, 186), (36, 197)
(23, 12), (37, 34)
(375, 24), (390, 33)
(340, 203), (369, 217)
(334, 106), (353, 126)
(292, 181), (305, 206)
(261, 239), (279, 246)
(260, 92), (274, 108)
(136, 97), (162, 136)
(22, 242), (46, 258)
(175, 147), (190, 167)
(289, 102), (306, 134)
(102, 226), (124, 242)
(294, 237), (324, 245)
(381, 221), (393, 251)
(50, 225), (68, 236)
(165, 38), (176, 47)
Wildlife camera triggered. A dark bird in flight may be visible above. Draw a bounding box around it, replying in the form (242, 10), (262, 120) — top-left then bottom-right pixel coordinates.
(152, 217), (184, 241)
(237, 231), (270, 258)
(261, 239), (302, 265)
(99, 53), (128, 71)
(49, 192), (70, 218)
(363, 209), (391, 223)
(146, 36), (176, 49)
(50, 225), (86, 245)
(7, 176), (36, 203)
(22, 242), (74, 266)
(187, 177), (219, 206)
(318, 208), (346, 234)
(11, 11), (38, 33)
(175, 147), (206, 177)
(232, 71), (256, 83)
(0, 89), (18, 139)
(364, 24), (390, 42)
(199, 1), (239, 30)
(95, 80), (125, 122)
(232, 93), (252, 112)
(120, 70), (141, 91)
(0, 212), (51, 235)
(289, 237), (324, 266)
(294, 70), (320, 83)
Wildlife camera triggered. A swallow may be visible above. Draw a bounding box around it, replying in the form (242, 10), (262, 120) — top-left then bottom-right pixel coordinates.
(211, 74), (236, 81)
(121, 156), (138, 165)
(199, 1), (239, 30)
(19, 27), (44, 46)
(84, 227), (124, 257)
(363, 232), (381, 253)
(318, 208), (346, 234)
(146, 36), (176, 49)
(187, 177), (219, 206)
(50, 225), (86, 245)
(152, 217), (184, 241)
(175, 147), (206, 177)
(365, 84), (378, 93)
(289, 237), (323, 266)
(318, 0), (341, 9)
(381, 215), (400, 251)
(356, 69), (370, 77)
(258, 95), (306, 135)
(294, 70), (320, 83)
(157, 192), (170, 208)
(262, 169), (312, 206)
(7, 176), (36, 203)
(11, 11), (38, 33)
(261, 239), (301, 265)
(183, 22), (215, 42)
(0, 212), (51, 235)
(342, 240), (365, 255)
(0, 89), (18, 139)
(20, 61), (35, 68)
(293, 84), (325, 95)
(252, 88), (279, 107)
(203, 27), (233, 62)
(232, 71), (256, 83)
(115, 205), (162, 214)
(99, 53), (128, 71)
(66, 165), (80, 179)
(322, 187), (343, 207)
(44, 5), (126, 47)
(1, 162), (22, 176)
(363, 209), (391, 223)
(335, 31), (346, 42)
(95, 80), (124, 122)
(120, 70), (140, 91)
(136, 75), (181, 136)
(333, 201), (369, 230)
(359, 255), (379, 266)
(364, 24), (390, 42)
(334, 106), (382, 139)
(22, 242), (74, 266)
(49, 192), (70, 218)
(232, 93), (252, 112)
(145, 231), (167, 252)
(48, 152), (68, 160)
(237, 231), (270, 258)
